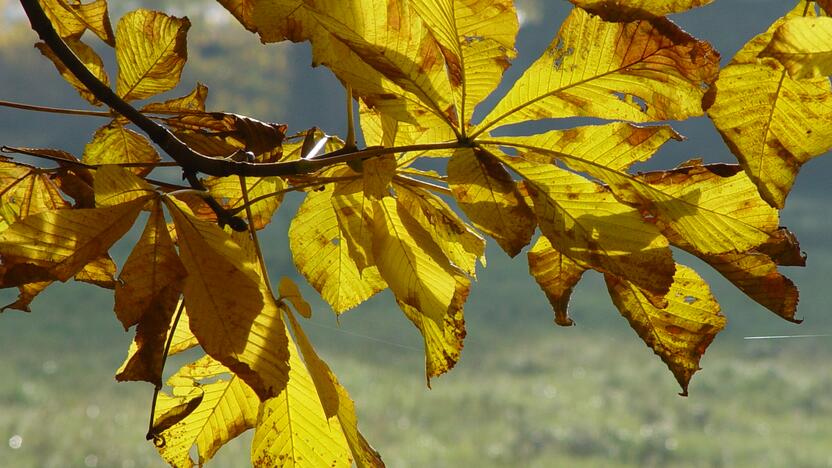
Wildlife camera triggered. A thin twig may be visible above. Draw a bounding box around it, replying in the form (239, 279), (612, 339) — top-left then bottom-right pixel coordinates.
(146, 300), (186, 442)
(0, 99), (113, 117)
(2, 145), (179, 168)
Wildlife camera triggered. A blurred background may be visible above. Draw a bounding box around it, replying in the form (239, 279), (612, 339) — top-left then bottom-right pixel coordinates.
(1, 0), (831, 466)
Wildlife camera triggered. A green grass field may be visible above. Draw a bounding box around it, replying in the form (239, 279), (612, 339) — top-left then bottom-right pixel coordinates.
(1, 239), (831, 467)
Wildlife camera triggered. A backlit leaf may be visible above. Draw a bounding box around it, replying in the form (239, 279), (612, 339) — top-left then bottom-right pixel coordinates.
(93, 164), (155, 207)
(153, 355), (260, 467)
(114, 201), (184, 384)
(447, 148), (535, 257)
(372, 196), (469, 380)
(286, 311), (383, 467)
(252, 320), (353, 467)
(475, 7), (719, 134)
(496, 152), (675, 298)
(395, 182), (484, 278)
(115, 9), (190, 102)
(83, 124), (161, 176)
(203, 174), (285, 230)
(39, 0), (114, 45)
(289, 185), (387, 314)
(35, 38), (110, 106)
(141, 82), (209, 113)
(278, 277), (312, 319)
(569, 0), (714, 20)
(411, 0), (518, 125)
(0, 159), (68, 233)
(606, 264), (726, 395)
(527, 236), (586, 327)
(74, 254), (116, 288)
(761, 16), (832, 79)
(704, 4), (832, 208)
(0, 197), (147, 281)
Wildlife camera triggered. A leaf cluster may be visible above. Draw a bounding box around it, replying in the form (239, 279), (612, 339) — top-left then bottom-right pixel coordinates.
(1, 0), (829, 466)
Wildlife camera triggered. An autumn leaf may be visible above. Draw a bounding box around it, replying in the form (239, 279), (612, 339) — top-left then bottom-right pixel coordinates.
(203, 173), (285, 230)
(569, 0), (714, 20)
(761, 16), (832, 79)
(527, 236), (586, 327)
(278, 277), (312, 319)
(153, 355), (261, 467)
(494, 151), (675, 298)
(372, 196), (469, 380)
(93, 164), (155, 206)
(83, 124), (161, 176)
(606, 264), (726, 395)
(141, 82), (209, 114)
(286, 311), (383, 467)
(0, 159), (68, 233)
(447, 148), (535, 257)
(289, 184), (387, 314)
(165, 197), (290, 400)
(74, 254), (117, 288)
(36, 38), (110, 106)
(38, 0), (115, 45)
(252, 320), (353, 467)
(115, 9), (190, 102)
(704, 3), (832, 208)
(473, 7), (719, 136)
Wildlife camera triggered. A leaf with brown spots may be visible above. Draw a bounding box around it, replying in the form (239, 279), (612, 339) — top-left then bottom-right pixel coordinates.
(606, 264), (726, 395)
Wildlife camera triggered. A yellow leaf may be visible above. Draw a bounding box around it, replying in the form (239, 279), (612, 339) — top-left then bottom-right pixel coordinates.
(153, 355), (260, 467)
(447, 148), (535, 257)
(605, 264), (726, 395)
(475, 8), (719, 135)
(483, 122), (682, 172)
(0, 160), (68, 233)
(114, 201), (184, 383)
(496, 152), (675, 298)
(238, 0), (457, 128)
(74, 254), (116, 288)
(395, 182), (485, 278)
(141, 82), (209, 113)
(286, 311), (383, 467)
(278, 277), (312, 319)
(252, 321), (353, 468)
(162, 112), (287, 158)
(372, 196), (469, 380)
(630, 163), (780, 254)
(569, 0), (714, 20)
(1, 281), (50, 313)
(165, 197), (290, 399)
(331, 157), (395, 270)
(527, 236), (586, 327)
(359, 101), (456, 150)
(93, 164), (155, 207)
(35, 38), (110, 106)
(289, 185), (387, 314)
(0, 198), (147, 281)
(411, 0), (518, 126)
(39, 0), (115, 45)
(83, 124), (161, 176)
(115, 9), (190, 102)
(203, 174), (284, 230)
(705, 70), (832, 209)
(761, 16), (832, 79)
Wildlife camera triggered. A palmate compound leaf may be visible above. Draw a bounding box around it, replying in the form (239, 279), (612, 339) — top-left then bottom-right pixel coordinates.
(704, 2), (832, 208)
(569, 0), (714, 20)
(285, 311), (383, 467)
(372, 196), (470, 381)
(289, 182), (387, 314)
(35, 38), (110, 106)
(761, 16), (832, 79)
(447, 148), (535, 257)
(605, 264), (726, 395)
(472, 6), (720, 137)
(38, 0), (115, 45)
(491, 150), (676, 299)
(113, 199), (185, 385)
(164, 197), (290, 400)
(152, 354), (261, 468)
(115, 9), (190, 102)
(83, 123), (161, 176)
